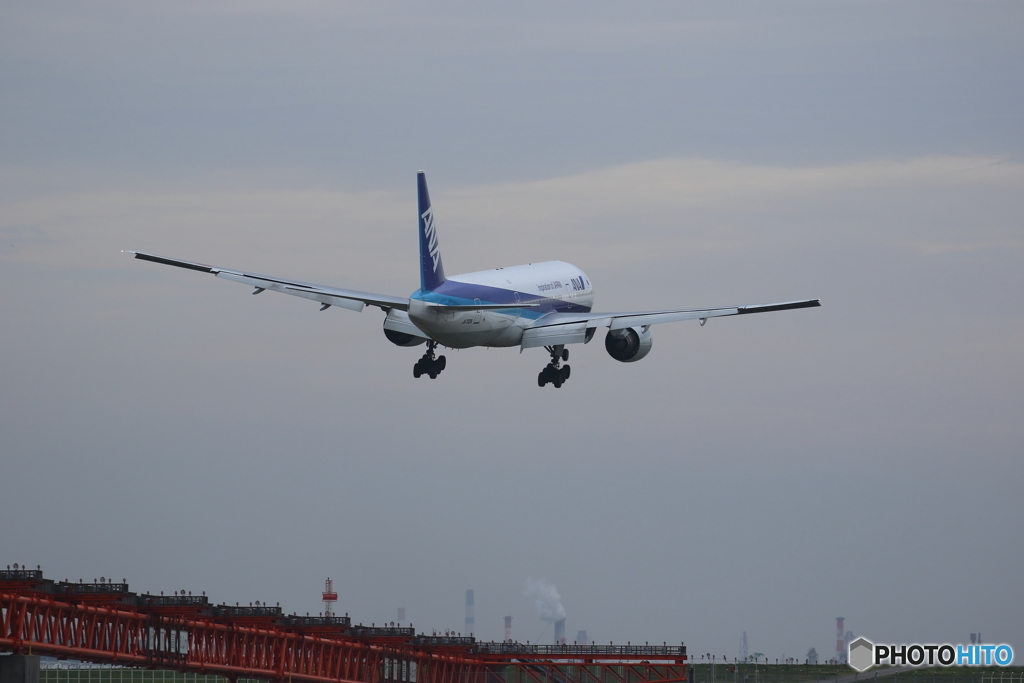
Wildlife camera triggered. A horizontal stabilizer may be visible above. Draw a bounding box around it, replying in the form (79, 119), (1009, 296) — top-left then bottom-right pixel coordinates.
(521, 323), (589, 349)
(431, 303), (540, 311)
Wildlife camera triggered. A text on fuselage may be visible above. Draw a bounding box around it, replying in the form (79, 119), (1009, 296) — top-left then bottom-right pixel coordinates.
(537, 281), (563, 293)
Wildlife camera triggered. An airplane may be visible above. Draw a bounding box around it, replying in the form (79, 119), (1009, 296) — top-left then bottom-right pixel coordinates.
(127, 171), (819, 388)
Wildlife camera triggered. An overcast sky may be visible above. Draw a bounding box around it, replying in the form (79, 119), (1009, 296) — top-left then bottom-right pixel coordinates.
(2, 0), (1023, 663)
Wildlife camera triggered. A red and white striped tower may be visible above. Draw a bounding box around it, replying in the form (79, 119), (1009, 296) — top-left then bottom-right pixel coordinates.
(323, 578), (338, 618)
(836, 618), (845, 663)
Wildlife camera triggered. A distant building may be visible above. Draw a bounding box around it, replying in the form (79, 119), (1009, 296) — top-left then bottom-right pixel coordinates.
(807, 648), (818, 664)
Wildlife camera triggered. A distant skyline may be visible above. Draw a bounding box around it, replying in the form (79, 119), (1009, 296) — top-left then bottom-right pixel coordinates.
(2, 1), (1022, 661)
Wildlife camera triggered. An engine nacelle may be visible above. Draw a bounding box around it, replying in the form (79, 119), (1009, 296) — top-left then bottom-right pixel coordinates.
(384, 327), (426, 347)
(383, 309), (428, 347)
(604, 326), (653, 362)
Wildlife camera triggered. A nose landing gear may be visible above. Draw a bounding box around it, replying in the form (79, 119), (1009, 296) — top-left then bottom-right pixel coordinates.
(537, 345), (570, 388)
(413, 341), (446, 379)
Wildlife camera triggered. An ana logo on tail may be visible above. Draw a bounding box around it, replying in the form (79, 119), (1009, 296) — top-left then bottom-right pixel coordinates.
(421, 206), (441, 272)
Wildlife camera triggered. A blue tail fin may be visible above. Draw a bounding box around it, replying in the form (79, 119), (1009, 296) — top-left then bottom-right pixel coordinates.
(417, 171), (446, 291)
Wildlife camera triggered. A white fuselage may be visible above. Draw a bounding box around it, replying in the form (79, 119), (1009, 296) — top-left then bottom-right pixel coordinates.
(404, 261), (594, 348)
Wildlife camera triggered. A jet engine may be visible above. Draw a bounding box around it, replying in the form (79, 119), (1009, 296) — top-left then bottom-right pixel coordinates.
(604, 326), (653, 362)
(383, 309), (428, 347)
(384, 328), (426, 347)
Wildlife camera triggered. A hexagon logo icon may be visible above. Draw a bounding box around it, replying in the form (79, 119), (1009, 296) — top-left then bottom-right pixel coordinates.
(848, 638), (874, 672)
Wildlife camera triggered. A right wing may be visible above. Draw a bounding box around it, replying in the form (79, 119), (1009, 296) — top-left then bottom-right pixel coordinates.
(127, 251), (409, 312)
(521, 299), (820, 348)
(535, 299), (821, 330)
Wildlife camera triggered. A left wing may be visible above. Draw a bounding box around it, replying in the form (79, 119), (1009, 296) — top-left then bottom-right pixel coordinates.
(126, 251), (409, 312)
(521, 299), (820, 348)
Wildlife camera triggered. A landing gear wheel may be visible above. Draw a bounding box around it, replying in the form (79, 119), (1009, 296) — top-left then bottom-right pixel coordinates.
(538, 344), (571, 388)
(415, 341), (445, 379)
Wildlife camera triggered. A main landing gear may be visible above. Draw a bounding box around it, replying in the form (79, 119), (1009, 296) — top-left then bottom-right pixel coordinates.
(413, 341), (446, 379)
(537, 345), (570, 388)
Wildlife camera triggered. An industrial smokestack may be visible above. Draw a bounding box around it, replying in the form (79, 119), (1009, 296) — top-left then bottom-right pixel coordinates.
(554, 618), (566, 645)
(465, 590), (475, 637)
(504, 616), (512, 642)
(398, 607), (405, 622)
(836, 618), (845, 664)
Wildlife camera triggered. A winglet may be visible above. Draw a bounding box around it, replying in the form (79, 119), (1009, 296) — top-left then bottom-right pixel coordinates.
(129, 251), (216, 273)
(736, 298), (821, 314)
(417, 171), (447, 291)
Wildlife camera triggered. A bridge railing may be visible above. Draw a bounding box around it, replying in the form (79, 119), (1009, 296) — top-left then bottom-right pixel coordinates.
(473, 642), (687, 658)
(0, 570), (45, 581)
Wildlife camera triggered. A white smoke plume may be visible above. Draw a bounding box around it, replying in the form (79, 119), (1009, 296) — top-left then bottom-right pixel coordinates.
(522, 578), (565, 622)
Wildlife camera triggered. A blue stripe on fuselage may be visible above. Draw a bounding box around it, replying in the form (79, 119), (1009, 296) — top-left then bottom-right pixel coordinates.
(411, 280), (591, 319)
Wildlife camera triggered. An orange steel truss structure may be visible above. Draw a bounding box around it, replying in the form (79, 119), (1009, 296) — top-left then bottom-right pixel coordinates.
(1, 571), (686, 683)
